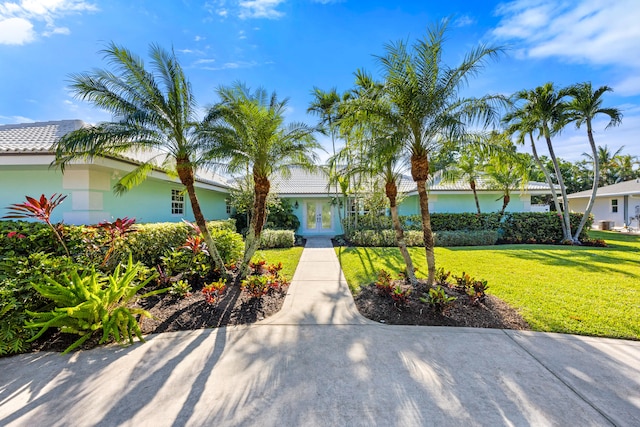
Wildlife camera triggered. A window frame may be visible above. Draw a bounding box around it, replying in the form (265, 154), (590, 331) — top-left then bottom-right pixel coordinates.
(171, 189), (185, 216)
(611, 198), (619, 213)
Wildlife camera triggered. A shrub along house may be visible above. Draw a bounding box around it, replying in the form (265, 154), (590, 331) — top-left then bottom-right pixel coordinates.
(0, 120), (231, 224)
(271, 167), (555, 237)
(568, 178), (640, 230)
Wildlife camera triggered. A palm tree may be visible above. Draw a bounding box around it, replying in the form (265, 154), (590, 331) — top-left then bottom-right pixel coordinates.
(374, 20), (503, 284)
(335, 72), (418, 285)
(504, 101), (564, 215)
(206, 83), (320, 278)
(583, 145), (624, 186)
(52, 43), (228, 274)
(443, 151), (485, 214)
(566, 83), (622, 240)
(485, 139), (529, 216)
(612, 154), (639, 182)
(507, 83), (573, 242)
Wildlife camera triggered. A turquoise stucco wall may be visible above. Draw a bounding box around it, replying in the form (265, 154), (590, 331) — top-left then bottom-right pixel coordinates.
(0, 166), (68, 223)
(398, 193), (529, 215)
(0, 164), (229, 225)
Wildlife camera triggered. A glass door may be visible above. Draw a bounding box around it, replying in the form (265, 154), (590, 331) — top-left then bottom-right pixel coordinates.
(305, 201), (333, 232)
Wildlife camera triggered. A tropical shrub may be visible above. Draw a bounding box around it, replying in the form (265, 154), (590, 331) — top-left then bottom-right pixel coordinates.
(0, 253), (83, 355)
(202, 279), (227, 304)
(259, 229), (295, 249)
(499, 212), (591, 244)
(434, 231), (499, 247)
(25, 257), (163, 354)
(346, 229), (495, 247)
(168, 279), (192, 297)
(420, 286), (457, 313)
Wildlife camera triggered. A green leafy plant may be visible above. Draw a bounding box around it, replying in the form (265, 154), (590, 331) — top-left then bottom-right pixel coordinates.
(3, 194), (70, 256)
(241, 274), (270, 298)
(453, 272), (474, 293)
(25, 256), (163, 354)
(468, 279), (489, 305)
(391, 286), (411, 304)
(435, 267), (451, 286)
(169, 279), (192, 297)
(420, 286), (457, 313)
(375, 269), (394, 295)
(202, 279), (227, 304)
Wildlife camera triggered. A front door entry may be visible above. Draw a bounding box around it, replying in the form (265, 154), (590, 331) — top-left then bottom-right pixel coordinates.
(305, 201), (333, 232)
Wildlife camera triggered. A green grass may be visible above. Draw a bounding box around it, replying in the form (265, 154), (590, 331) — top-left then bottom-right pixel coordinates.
(336, 231), (640, 340)
(252, 246), (304, 280)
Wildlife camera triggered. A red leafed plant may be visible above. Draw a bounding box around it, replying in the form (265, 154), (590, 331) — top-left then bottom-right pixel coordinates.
(181, 234), (208, 255)
(96, 217), (137, 266)
(3, 194), (69, 255)
(202, 279), (227, 304)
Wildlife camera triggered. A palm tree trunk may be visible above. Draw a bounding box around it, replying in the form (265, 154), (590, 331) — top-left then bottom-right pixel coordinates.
(239, 174), (270, 279)
(530, 133), (563, 214)
(411, 154), (435, 286)
(177, 159), (228, 277)
(573, 119), (599, 241)
(499, 193), (510, 216)
(386, 181), (417, 286)
(543, 128), (572, 242)
(470, 180), (481, 214)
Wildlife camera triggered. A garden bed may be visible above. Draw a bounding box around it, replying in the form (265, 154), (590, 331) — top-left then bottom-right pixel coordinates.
(354, 280), (529, 329)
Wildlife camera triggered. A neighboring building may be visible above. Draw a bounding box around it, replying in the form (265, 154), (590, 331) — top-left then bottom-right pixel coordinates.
(568, 179), (640, 229)
(0, 120), (231, 224)
(272, 168), (556, 236)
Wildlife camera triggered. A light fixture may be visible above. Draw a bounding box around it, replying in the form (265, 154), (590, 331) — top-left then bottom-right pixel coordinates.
(294, 201), (299, 209)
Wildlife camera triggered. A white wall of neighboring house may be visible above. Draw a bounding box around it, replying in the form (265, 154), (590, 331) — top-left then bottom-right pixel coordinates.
(570, 197), (626, 228)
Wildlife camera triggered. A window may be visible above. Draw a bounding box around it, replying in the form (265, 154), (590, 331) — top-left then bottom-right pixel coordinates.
(611, 199), (618, 213)
(226, 199), (232, 215)
(171, 189), (184, 215)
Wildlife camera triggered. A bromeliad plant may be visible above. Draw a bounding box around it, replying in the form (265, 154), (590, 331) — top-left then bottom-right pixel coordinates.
(3, 194), (70, 256)
(25, 256), (164, 354)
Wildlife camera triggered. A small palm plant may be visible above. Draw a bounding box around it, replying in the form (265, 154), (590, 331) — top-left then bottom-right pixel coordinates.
(4, 193), (69, 256)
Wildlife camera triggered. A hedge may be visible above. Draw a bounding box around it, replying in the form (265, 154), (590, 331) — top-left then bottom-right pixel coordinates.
(259, 229), (295, 249)
(343, 212), (592, 246)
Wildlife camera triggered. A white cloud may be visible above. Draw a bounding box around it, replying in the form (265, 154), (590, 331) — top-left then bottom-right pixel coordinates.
(201, 60), (258, 71)
(0, 115), (35, 123)
(454, 15), (475, 27)
(493, 0), (640, 69)
(0, 0), (97, 45)
(239, 0), (285, 19)
(194, 35), (205, 42)
(0, 16), (34, 44)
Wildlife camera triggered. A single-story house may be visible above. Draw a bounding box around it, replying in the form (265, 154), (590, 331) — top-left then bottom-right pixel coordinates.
(272, 168), (555, 236)
(0, 120), (231, 224)
(568, 179), (640, 230)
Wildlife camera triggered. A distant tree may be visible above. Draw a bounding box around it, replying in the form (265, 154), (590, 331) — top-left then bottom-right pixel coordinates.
(612, 154), (639, 182)
(484, 134), (529, 216)
(443, 151), (486, 214)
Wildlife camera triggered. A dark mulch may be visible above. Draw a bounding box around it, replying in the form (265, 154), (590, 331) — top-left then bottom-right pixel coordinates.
(29, 282), (289, 354)
(354, 281), (530, 330)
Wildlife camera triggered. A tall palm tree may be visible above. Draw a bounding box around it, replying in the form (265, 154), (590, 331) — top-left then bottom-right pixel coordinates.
(335, 72), (418, 285)
(508, 83), (573, 242)
(485, 141), (529, 216)
(374, 20), (503, 284)
(206, 83), (320, 278)
(566, 83), (622, 240)
(504, 102), (564, 215)
(52, 43), (228, 274)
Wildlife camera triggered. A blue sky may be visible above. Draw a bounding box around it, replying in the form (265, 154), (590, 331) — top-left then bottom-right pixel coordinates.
(1, 0), (639, 162)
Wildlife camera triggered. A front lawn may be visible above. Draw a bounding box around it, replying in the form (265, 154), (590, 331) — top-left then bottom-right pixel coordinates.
(253, 247), (303, 280)
(336, 231), (640, 340)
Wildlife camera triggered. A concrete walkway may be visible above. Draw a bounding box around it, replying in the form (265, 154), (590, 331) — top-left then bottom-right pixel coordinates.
(1, 237), (639, 426)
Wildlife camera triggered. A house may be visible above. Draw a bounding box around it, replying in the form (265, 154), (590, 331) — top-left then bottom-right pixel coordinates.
(272, 167), (556, 236)
(0, 120), (231, 225)
(567, 179), (640, 230)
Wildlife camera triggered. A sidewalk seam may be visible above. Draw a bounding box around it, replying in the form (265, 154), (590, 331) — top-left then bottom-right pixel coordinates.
(502, 330), (617, 427)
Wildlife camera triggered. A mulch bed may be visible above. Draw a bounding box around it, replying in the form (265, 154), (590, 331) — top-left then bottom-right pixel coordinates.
(29, 282), (289, 354)
(354, 281), (530, 330)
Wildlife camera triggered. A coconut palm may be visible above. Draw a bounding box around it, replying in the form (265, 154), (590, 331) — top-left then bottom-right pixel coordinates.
(52, 43), (228, 274)
(566, 83), (622, 240)
(206, 83), (320, 278)
(507, 83), (573, 242)
(612, 154), (639, 182)
(373, 20), (503, 284)
(583, 145), (624, 186)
